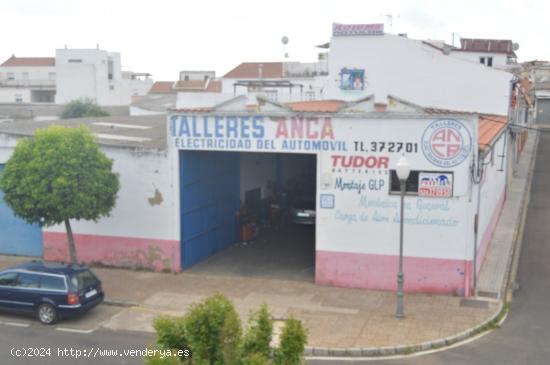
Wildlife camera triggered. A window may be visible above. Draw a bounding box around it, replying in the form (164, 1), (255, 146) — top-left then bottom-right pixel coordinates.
(48, 72), (56, 80)
(479, 57), (486, 65)
(0, 272), (18, 286)
(389, 170), (420, 194)
(22, 72), (29, 80)
(487, 57), (493, 67)
(184, 75), (189, 81)
(40, 275), (66, 291)
(68, 59), (82, 63)
(14, 94), (23, 103)
(16, 273), (40, 288)
(109, 85), (115, 90)
(204, 75), (209, 81)
(69, 270), (99, 292)
(7, 72), (15, 80)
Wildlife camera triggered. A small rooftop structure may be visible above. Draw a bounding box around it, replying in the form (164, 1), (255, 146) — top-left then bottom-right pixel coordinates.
(458, 38), (516, 56)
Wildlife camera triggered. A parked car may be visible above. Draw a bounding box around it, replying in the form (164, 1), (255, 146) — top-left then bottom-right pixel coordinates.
(0, 261), (104, 324)
(289, 196), (316, 225)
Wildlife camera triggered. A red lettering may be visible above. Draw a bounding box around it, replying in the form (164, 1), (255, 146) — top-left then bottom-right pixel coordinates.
(331, 155), (390, 169)
(352, 156), (364, 167)
(290, 117), (304, 139)
(306, 118), (319, 139)
(378, 156), (389, 169)
(275, 120), (288, 138)
(320, 118), (335, 140)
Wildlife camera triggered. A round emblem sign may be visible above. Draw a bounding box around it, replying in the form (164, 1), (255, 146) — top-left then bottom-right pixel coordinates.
(421, 119), (472, 168)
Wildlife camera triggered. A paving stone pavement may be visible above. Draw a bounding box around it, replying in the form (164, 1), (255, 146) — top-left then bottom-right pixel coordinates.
(477, 131), (538, 298)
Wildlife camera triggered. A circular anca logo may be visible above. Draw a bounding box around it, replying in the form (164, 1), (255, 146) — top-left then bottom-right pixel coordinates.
(421, 119), (472, 168)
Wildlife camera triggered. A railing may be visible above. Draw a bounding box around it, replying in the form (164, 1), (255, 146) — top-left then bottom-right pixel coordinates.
(0, 79), (56, 88)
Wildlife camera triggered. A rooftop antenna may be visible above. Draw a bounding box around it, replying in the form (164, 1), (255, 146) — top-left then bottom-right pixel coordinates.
(281, 36), (289, 59)
(381, 13), (399, 31)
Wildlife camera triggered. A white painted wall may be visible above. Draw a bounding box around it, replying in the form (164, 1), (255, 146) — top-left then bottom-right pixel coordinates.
(0, 66), (55, 84)
(326, 34), (512, 115)
(0, 136), (178, 241)
(169, 114), (478, 262)
(55, 49), (150, 106)
(0, 88), (31, 103)
(477, 131), (507, 248)
(449, 52), (508, 68)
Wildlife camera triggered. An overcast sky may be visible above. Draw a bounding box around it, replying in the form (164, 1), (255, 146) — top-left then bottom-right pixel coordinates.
(1, 0), (548, 81)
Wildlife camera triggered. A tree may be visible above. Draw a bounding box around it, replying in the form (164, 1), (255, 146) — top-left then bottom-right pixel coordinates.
(0, 125), (120, 263)
(61, 98), (110, 119)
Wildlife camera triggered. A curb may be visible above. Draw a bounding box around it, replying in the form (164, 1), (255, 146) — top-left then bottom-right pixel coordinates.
(103, 299), (140, 308)
(304, 301), (506, 358)
(304, 130), (539, 359)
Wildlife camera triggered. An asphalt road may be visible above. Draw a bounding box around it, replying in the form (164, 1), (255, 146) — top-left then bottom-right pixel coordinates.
(309, 132), (550, 365)
(0, 325), (154, 365)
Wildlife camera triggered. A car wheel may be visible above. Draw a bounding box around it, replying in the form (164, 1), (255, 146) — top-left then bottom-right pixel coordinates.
(37, 303), (57, 325)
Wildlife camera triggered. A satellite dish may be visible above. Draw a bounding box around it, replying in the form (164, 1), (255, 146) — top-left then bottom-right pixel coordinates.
(281, 36), (289, 45)
(512, 43), (520, 51)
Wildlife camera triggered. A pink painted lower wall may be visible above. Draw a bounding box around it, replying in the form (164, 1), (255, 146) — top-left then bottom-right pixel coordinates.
(316, 188), (508, 296)
(43, 232), (180, 272)
(315, 251), (469, 295)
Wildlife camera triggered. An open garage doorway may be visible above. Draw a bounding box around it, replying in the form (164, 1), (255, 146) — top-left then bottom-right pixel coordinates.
(179, 150), (317, 282)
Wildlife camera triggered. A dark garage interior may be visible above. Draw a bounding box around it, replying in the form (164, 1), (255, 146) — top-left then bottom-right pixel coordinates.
(179, 150), (317, 281)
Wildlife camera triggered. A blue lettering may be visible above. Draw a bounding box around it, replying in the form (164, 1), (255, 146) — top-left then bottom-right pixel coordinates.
(252, 116), (265, 138)
(178, 116), (190, 137)
(203, 116), (212, 138)
(191, 116), (201, 137)
(215, 116), (224, 138)
(170, 116), (178, 137)
(227, 117), (238, 138)
(240, 117), (250, 138)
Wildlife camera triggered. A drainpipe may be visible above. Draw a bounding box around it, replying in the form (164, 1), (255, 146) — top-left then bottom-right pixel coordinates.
(473, 165), (482, 294)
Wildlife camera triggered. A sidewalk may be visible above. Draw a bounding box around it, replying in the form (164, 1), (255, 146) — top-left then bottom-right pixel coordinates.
(0, 131), (537, 355)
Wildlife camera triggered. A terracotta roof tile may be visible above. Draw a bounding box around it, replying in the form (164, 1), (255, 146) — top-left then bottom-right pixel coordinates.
(173, 80), (222, 92)
(479, 114), (507, 151)
(224, 62), (283, 79)
(286, 100), (346, 113)
(1, 56), (55, 67)
(149, 81), (176, 94)
(458, 38), (515, 55)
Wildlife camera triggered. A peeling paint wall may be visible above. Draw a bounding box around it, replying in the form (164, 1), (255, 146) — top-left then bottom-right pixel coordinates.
(41, 146), (179, 271)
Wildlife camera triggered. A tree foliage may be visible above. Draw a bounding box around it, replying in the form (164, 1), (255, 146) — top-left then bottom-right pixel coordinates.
(242, 304), (274, 359)
(148, 294), (307, 365)
(0, 125), (119, 262)
(61, 98), (110, 119)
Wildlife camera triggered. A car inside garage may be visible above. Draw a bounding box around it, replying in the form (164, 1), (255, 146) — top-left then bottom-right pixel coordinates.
(179, 150), (317, 281)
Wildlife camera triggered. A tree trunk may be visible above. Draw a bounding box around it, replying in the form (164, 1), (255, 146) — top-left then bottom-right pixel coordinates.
(64, 219), (78, 264)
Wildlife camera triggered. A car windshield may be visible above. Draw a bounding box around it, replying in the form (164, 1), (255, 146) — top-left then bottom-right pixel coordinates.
(294, 198), (315, 210)
(69, 270), (99, 292)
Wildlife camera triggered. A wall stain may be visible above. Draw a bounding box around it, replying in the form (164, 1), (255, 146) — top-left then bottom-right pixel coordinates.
(148, 188), (163, 206)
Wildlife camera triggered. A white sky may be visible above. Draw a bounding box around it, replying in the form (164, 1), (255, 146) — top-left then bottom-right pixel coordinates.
(1, 0), (548, 81)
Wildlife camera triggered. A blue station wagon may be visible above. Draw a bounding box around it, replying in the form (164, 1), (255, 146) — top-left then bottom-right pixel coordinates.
(0, 261), (104, 324)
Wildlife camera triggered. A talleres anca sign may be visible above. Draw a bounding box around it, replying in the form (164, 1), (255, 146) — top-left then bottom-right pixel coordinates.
(169, 115), (473, 168)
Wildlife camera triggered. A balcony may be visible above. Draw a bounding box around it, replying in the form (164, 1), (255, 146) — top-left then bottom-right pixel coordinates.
(0, 79), (56, 89)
